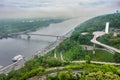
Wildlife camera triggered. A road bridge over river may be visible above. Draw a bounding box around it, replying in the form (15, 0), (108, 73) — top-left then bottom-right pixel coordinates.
(9, 31), (72, 40)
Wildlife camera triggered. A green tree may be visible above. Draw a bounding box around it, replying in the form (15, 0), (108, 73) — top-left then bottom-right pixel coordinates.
(7, 71), (21, 80)
(58, 71), (70, 80)
(20, 66), (44, 80)
(0, 74), (7, 80)
(85, 55), (91, 64)
(86, 71), (120, 80)
(113, 53), (120, 63)
(43, 57), (63, 67)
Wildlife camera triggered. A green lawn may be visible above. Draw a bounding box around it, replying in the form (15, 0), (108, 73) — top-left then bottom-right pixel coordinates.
(53, 49), (114, 62)
(87, 50), (114, 62)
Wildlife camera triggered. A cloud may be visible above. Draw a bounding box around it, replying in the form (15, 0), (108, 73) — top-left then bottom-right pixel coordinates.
(0, 0), (119, 19)
(0, 0), (113, 8)
(115, 0), (120, 7)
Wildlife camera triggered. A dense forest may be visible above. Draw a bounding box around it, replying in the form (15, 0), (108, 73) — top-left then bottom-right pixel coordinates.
(0, 18), (65, 38)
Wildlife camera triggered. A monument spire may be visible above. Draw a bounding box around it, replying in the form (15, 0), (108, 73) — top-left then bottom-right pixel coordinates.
(105, 22), (109, 34)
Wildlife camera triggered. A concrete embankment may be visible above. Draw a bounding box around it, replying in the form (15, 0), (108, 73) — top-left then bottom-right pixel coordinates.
(0, 59), (25, 74)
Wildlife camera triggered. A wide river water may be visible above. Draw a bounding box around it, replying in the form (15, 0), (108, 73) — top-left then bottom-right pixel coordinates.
(0, 18), (89, 66)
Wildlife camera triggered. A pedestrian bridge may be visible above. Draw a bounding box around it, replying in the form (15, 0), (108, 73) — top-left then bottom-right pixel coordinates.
(10, 33), (68, 40)
(26, 33), (65, 38)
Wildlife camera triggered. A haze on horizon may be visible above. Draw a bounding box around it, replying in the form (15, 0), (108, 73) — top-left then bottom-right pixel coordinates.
(0, 0), (120, 19)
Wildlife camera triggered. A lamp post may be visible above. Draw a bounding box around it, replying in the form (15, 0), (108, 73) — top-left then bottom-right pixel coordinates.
(93, 43), (95, 55)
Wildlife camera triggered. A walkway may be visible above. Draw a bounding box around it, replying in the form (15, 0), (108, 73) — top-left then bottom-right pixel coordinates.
(28, 60), (120, 80)
(72, 60), (120, 66)
(91, 31), (120, 53)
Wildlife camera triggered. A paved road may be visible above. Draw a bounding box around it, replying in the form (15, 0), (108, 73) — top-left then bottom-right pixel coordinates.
(91, 31), (120, 53)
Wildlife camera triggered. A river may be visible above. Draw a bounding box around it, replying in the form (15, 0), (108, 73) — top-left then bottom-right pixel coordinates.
(0, 17), (89, 66)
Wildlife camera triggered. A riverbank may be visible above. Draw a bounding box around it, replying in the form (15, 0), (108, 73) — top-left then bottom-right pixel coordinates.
(0, 17), (89, 73)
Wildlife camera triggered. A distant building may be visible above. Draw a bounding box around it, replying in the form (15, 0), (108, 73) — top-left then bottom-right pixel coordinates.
(116, 10), (119, 13)
(116, 10), (120, 14)
(114, 29), (120, 36)
(114, 10), (120, 14)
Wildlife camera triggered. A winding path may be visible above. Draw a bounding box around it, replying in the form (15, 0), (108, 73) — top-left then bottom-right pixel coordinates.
(91, 31), (120, 53)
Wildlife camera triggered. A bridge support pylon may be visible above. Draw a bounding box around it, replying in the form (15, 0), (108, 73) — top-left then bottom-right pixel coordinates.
(27, 35), (31, 40)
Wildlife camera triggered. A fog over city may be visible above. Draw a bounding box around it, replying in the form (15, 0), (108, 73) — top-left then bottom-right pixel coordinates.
(0, 0), (119, 19)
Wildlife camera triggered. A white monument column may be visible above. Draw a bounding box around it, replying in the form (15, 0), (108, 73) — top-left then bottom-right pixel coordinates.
(105, 22), (109, 34)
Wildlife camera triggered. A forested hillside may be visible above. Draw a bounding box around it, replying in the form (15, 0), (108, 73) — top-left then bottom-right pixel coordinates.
(75, 13), (120, 33)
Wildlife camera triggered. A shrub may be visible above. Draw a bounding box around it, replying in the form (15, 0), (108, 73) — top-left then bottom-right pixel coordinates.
(20, 66), (44, 80)
(85, 55), (91, 64)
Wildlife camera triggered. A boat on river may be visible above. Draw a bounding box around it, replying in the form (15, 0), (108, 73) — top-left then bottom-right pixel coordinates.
(12, 55), (24, 62)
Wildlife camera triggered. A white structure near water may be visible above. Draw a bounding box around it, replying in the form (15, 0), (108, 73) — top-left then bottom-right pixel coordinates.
(12, 55), (24, 62)
(105, 22), (109, 34)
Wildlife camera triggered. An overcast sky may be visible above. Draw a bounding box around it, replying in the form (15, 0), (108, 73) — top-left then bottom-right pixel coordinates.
(0, 0), (119, 19)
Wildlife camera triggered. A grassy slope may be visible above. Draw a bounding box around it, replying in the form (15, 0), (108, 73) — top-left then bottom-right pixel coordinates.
(86, 50), (114, 62)
(48, 49), (114, 62)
